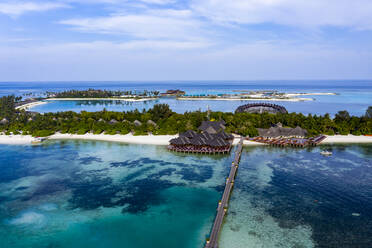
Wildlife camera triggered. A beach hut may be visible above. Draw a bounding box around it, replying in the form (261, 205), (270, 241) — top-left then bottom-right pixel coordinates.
(133, 120), (142, 126)
(198, 121), (226, 134)
(179, 130), (198, 139)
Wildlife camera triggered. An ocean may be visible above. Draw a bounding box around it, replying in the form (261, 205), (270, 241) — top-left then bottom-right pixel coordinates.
(1, 81), (372, 248)
(1, 80), (372, 115)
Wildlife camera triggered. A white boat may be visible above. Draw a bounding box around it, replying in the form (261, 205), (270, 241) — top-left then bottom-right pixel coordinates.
(320, 150), (332, 156)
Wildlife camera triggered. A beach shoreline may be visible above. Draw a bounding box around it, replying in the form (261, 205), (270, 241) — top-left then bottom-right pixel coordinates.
(1, 134), (371, 146)
(15, 101), (47, 110)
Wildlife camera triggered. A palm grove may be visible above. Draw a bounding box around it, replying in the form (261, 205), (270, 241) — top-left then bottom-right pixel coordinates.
(1, 95), (372, 137)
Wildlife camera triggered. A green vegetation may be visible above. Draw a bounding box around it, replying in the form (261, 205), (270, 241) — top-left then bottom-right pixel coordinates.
(0, 95), (371, 137)
(49, 89), (160, 98)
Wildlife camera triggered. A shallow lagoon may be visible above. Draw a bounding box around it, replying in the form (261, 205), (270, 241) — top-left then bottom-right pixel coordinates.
(0, 142), (372, 248)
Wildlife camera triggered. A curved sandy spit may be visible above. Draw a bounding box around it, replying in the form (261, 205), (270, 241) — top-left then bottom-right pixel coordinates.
(46, 98), (157, 102)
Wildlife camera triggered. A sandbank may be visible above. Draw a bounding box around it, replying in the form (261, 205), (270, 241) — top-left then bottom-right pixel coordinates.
(48, 133), (177, 145)
(177, 97), (314, 102)
(0, 135), (35, 145)
(1, 134), (371, 146)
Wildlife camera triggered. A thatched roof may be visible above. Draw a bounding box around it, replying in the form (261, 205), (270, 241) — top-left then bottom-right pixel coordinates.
(147, 120), (157, 126)
(169, 136), (190, 145)
(257, 125), (308, 138)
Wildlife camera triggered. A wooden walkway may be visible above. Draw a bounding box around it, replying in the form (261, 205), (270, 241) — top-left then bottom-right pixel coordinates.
(204, 137), (244, 248)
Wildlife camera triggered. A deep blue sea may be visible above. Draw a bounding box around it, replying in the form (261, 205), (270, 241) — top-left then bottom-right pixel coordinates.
(0, 80), (371, 115)
(0, 142), (371, 248)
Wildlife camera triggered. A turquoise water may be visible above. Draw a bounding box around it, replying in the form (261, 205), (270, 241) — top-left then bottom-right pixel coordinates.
(1, 80), (371, 115)
(1, 142), (372, 247)
(0, 141), (232, 248)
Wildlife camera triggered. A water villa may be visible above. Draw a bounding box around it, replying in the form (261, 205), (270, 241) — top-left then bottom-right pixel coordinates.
(249, 135), (326, 148)
(160, 89), (186, 97)
(248, 123), (326, 147)
(168, 121), (234, 154)
(257, 123), (307, 138)
(235, 103), (288, 114)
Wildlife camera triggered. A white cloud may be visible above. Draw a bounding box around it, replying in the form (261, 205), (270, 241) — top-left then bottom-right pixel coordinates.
(1, 39), (371, 81)
(191, 0), (372, 30)
(0, 1), (68, 17)
(60, 9), (206, 41)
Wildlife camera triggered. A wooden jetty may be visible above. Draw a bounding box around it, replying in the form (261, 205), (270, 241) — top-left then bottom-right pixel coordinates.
(204, 137), (244, 248)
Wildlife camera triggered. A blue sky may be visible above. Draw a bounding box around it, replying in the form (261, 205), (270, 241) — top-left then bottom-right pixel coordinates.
(0, 0), (372, 81)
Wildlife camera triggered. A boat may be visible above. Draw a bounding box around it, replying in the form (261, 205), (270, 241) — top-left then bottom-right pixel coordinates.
(320, 150), (332, 156)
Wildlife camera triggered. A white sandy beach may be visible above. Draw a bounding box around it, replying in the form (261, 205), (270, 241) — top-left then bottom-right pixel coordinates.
(15, 101), (47, 110)
(1, 134), (371, 146)
(46, 98), (157, 102)
(322, 135), (372, 144)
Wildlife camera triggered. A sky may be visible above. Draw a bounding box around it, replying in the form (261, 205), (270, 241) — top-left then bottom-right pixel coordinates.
(0, 0), (372, 81)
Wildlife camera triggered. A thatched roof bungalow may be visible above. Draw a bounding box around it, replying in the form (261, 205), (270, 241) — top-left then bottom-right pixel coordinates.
(133, 120), (142, 126)
(198, 121), (226, 134)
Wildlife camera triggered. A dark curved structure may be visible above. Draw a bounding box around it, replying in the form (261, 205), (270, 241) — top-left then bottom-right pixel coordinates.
(235, 103), (287, 114)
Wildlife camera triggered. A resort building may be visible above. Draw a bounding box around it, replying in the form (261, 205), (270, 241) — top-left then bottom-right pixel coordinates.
(257, 123), (307, 138)
(235, 103), (288, 114)
(160, 89), (186, 97)
(168, 121), (234, 154)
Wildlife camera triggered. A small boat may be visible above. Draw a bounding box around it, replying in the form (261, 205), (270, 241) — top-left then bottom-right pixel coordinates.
(320, 150), (332, 156)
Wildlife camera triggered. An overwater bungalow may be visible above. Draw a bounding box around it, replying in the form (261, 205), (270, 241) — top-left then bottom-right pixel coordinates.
(160, 89), (186, 97)
(133, 120), (142, 126)
(235, 103), (288, 114)
(168, 121), (234, 154)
